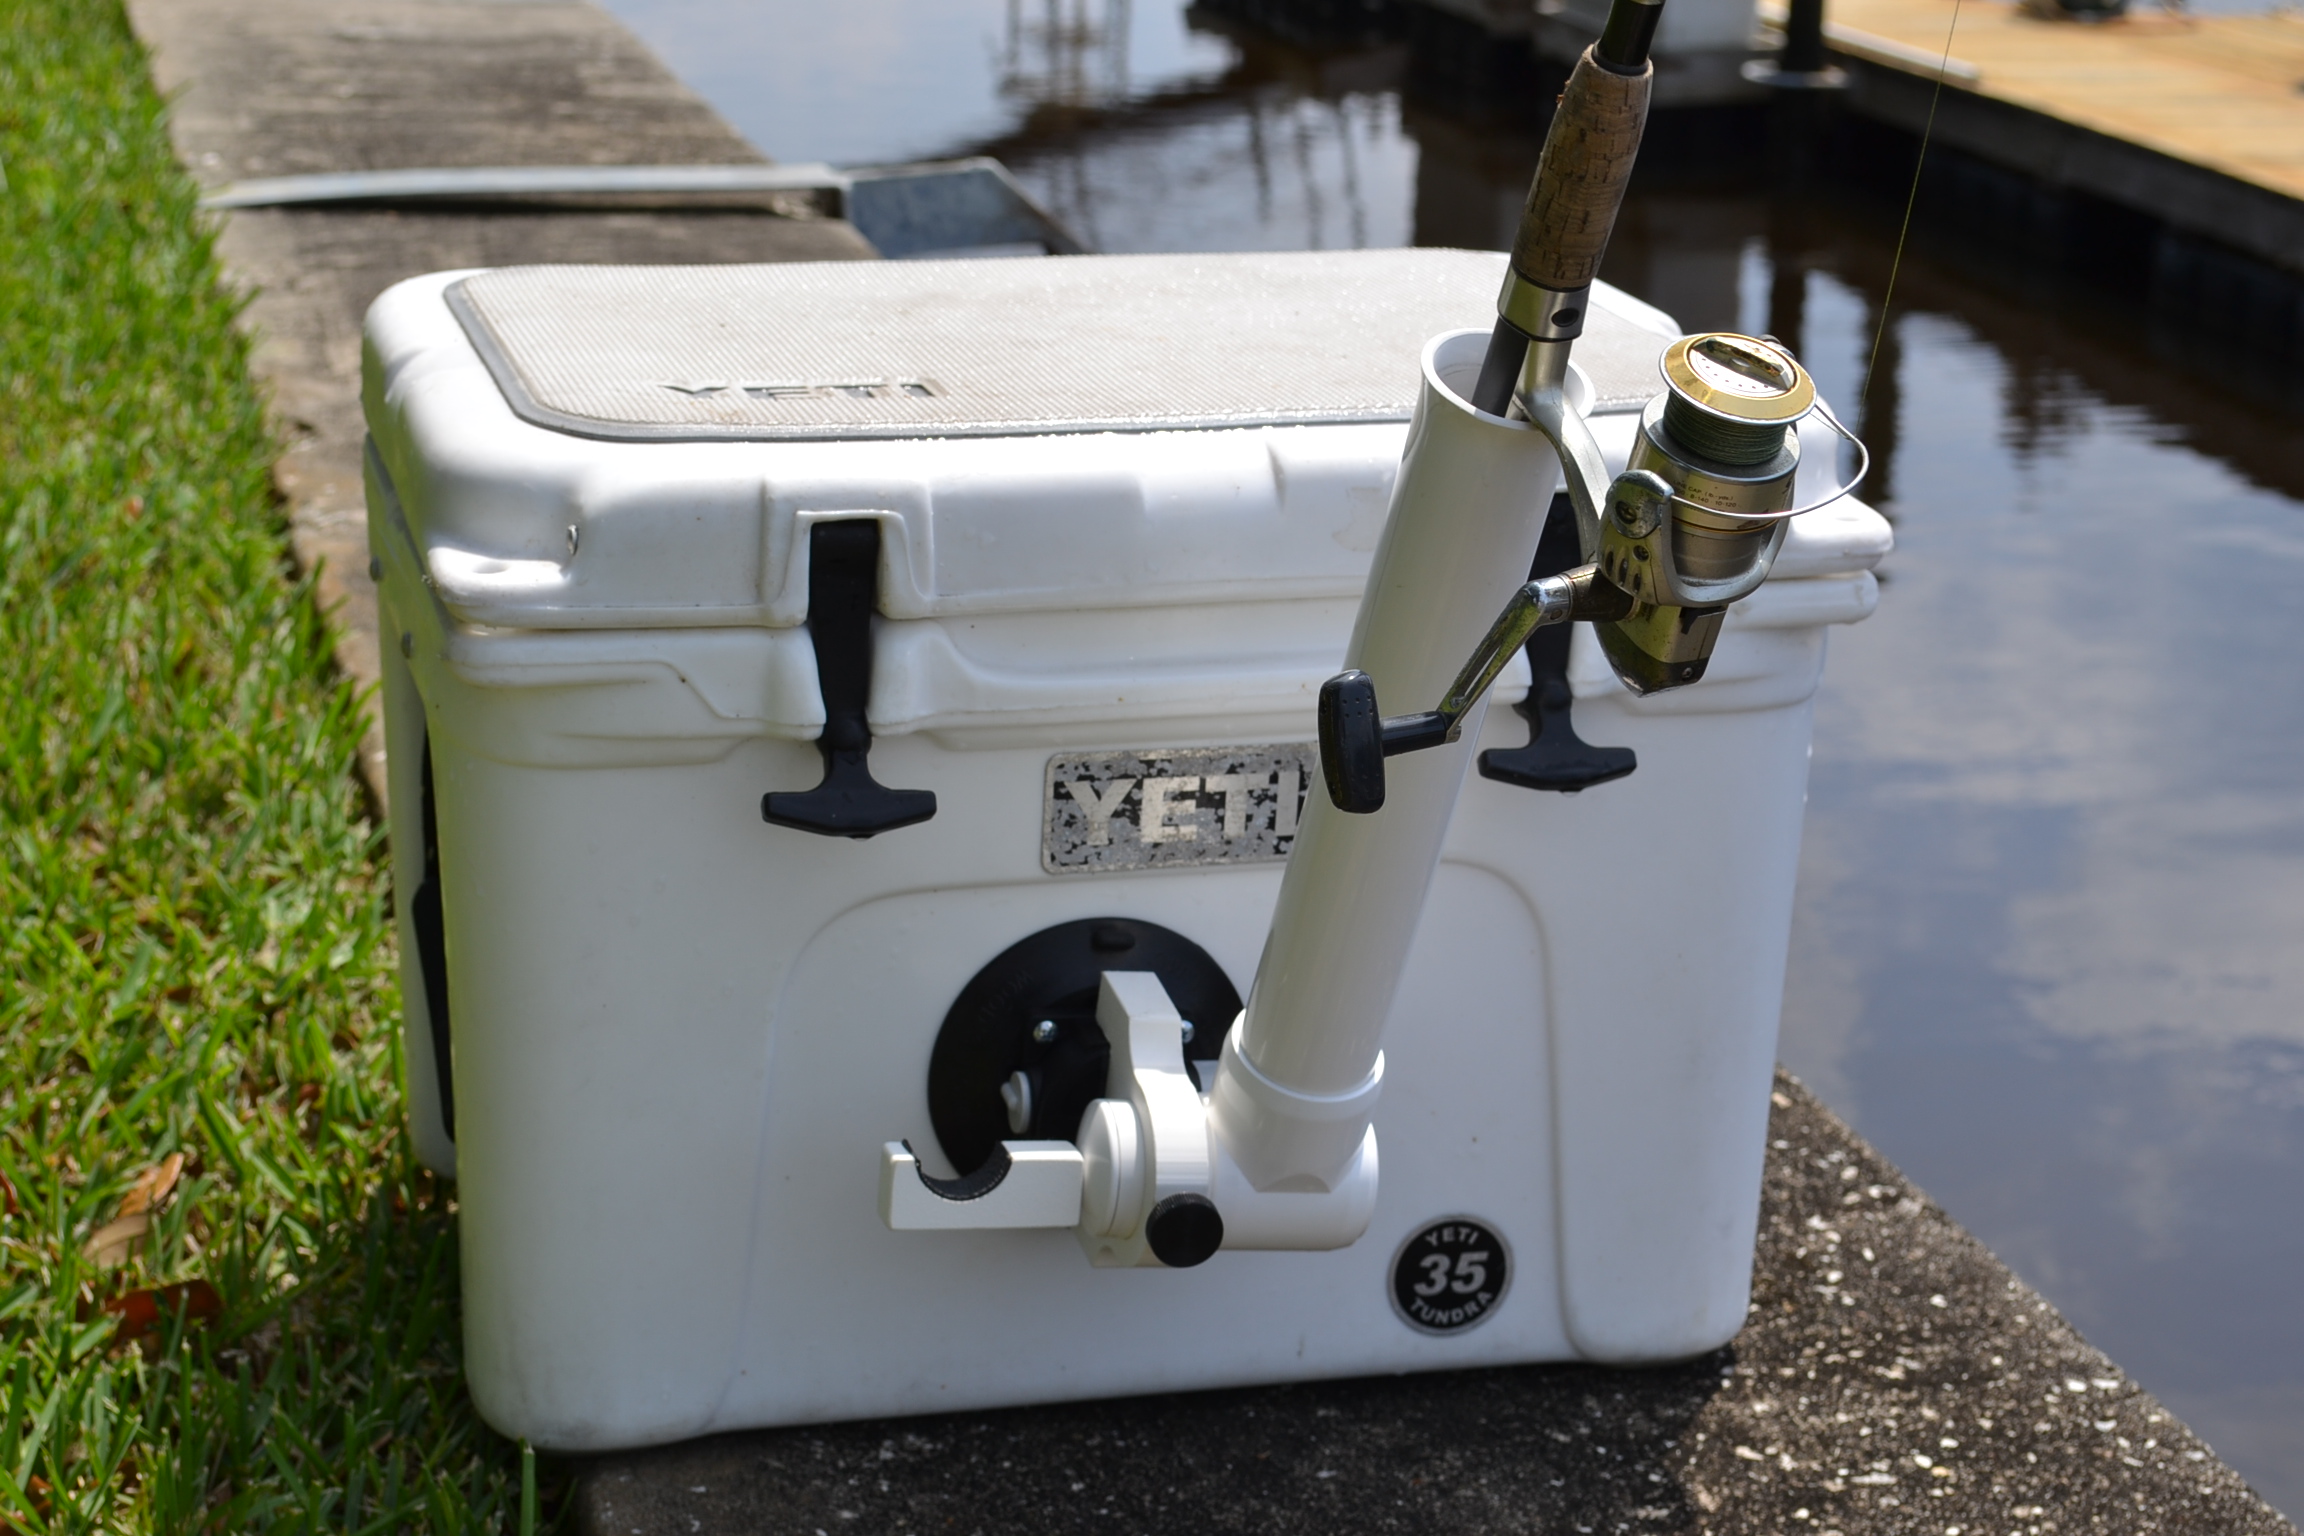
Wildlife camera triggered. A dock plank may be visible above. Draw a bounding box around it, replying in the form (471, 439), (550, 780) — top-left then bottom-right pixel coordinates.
(1817, 0), (2304, 204)
(1751, 0), (2304, 278)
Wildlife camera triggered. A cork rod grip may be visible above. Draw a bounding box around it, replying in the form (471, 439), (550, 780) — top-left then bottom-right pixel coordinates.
(1507, 48), (1653, 293)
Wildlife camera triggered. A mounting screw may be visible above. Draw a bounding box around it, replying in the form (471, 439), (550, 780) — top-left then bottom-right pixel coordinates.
(1180, 1020), (1196, 1045)
(1031, 1019), (1057, 1044)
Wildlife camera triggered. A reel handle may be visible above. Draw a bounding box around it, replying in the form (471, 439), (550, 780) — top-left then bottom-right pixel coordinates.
(1315, 672), (1441, 818)
(1317, 568), (1635, 814)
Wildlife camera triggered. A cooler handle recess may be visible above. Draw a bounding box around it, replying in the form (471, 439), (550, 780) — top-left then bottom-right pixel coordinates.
(761, 519), (938, 839)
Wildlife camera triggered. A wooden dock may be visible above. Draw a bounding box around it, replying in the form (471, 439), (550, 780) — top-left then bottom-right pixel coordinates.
(1775, 0), (2304, 278)
(1375, 0), (2304, 285)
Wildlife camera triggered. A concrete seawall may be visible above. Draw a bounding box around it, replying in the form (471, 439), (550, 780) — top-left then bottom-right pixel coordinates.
(575, 1075), (2294, 1536)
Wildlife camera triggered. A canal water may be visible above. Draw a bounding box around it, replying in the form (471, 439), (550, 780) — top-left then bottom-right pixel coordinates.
(605, 0), (2304, 1512)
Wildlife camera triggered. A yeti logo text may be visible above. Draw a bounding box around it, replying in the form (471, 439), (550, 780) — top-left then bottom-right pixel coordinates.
(1042, 745), (1317, 874)
(661, 377), (941, 400)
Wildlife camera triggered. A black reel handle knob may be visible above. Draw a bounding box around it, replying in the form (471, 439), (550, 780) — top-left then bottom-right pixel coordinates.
(1319, 671), (1458, 815)
(1318, 670), (1386, 815)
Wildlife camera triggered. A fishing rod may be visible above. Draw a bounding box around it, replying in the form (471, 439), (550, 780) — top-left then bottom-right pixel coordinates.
(1186, 0), (1870, 1218)
(1469, 0), (1667, 422)
(868, 0), (1871, 1263)
(1313, 0), (1868, 815)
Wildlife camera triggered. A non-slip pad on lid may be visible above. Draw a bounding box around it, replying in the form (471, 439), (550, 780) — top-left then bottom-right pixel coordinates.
(446, 250), (1671, 443)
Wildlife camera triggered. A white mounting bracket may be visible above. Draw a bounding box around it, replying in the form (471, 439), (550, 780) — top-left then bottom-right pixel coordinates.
(1075, 971), (1221, 1268)
(878, 1140), (1084, 1230)
(877, 972), (1377, 1266)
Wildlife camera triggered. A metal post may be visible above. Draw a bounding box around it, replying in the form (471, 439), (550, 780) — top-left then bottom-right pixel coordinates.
(1781, 0), (1829, 74)
(1741, 0), (1848, 89)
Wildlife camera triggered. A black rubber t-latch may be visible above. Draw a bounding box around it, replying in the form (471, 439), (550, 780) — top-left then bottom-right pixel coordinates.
(762, 519), (937, 838)
(1478, 492), (1637, 794)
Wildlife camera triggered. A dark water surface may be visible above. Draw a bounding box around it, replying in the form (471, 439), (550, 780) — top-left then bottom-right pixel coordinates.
(604, 0), (2304, 1511)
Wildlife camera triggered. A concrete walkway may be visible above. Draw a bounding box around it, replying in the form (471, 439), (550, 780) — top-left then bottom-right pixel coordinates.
(127, 0), (875, 809)
(573, 1074), (2293, 1536)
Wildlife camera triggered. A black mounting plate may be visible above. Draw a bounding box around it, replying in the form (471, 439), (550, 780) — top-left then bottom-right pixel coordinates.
(927, 917), (1242, 1178)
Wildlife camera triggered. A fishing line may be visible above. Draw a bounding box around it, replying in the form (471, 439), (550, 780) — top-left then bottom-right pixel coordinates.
(1860, 0), (1966, 432)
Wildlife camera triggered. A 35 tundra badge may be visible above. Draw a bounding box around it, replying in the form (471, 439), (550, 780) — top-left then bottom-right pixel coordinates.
(1391, 1218), (1511, 1335)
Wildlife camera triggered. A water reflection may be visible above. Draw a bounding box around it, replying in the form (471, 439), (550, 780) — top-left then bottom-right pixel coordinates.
(1620, 200), (2304, 1509)
(1011, 89), (1414, 252)
(995, 0), (1140, 111)
(593, 0), (2304, 1511)
(976, 16), (1420, 252)
(1779, 287), (2304, 1502)
(601, 0), (1235, 167)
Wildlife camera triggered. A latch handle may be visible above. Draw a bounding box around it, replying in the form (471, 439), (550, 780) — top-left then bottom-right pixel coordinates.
(1478, 493), (1638, 794)
(1316, 558), (1632, 815)
(761, 519), (937, 839)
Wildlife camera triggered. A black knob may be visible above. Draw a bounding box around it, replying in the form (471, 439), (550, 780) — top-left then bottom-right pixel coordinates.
(1318, 670), (1386, 814)
(1145, 1193), (1225, 1268)
(1320, 670), (1460, 815)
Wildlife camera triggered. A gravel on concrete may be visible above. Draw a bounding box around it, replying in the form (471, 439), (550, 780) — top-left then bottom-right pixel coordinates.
(572, 1073), (2295, 1536)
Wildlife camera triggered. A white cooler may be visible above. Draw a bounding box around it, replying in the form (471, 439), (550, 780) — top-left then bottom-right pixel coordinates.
(362, 250), (1890, 1451)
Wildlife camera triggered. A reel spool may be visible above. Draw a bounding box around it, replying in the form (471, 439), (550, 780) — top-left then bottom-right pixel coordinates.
(1314, 329), (1869, 811)
(1594, 331), (1862, 694)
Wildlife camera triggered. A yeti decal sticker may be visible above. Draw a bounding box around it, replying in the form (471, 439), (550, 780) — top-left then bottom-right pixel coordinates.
(1391, 1218), (1511, 1335)
(1042, 744), (1316, 874)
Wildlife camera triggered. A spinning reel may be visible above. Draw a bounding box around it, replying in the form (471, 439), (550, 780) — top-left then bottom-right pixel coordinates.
(1318, 330), (1866, 814)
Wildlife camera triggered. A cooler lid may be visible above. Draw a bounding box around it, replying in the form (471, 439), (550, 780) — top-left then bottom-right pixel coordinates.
(445, 250), (1669, 443)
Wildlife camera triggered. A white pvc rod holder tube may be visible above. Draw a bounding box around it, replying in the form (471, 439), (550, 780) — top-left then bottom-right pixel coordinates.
(1210, 328), (1569, 1192)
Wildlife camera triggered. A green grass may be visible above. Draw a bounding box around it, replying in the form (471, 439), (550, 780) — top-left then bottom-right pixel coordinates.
(1, 1), (534, 1528)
